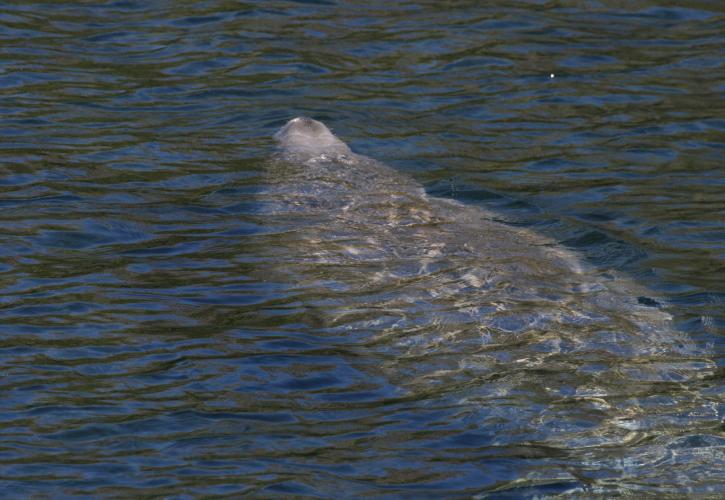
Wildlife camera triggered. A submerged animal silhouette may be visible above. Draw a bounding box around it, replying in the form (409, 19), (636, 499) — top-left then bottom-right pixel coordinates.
(262, 116), (714, 485)
(268, 116), (703, 381)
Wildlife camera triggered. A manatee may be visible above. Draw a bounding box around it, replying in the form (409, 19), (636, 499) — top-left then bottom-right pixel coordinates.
(261, 117), (713, 451)
(253, 117), (718, 491)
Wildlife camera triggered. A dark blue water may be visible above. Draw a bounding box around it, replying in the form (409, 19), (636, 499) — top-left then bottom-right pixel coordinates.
(0, 1), (723, 497)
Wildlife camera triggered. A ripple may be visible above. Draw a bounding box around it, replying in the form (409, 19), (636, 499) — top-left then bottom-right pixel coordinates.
(0, 0), (721, 497)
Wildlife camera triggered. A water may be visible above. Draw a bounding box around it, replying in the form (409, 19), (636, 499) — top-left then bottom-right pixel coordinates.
(0, 1), (723, 497)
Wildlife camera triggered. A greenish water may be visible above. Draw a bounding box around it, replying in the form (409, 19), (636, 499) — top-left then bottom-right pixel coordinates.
(0, 1), (722, 497)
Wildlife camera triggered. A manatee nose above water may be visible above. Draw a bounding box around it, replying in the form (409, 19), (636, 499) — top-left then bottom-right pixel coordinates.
(282, 117), (326, 136)
(275, 116), (351, 158)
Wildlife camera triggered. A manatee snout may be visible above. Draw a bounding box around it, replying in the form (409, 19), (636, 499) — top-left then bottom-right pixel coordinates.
(275, 116), (351, 157)
(281, 117), (326, 135)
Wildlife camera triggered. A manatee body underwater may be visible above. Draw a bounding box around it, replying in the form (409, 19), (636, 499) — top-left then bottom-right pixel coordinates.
(254, 117), (716, 491)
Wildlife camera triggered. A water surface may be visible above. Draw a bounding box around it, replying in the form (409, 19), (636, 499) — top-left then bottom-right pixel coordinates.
(0, 1), (723, 497)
